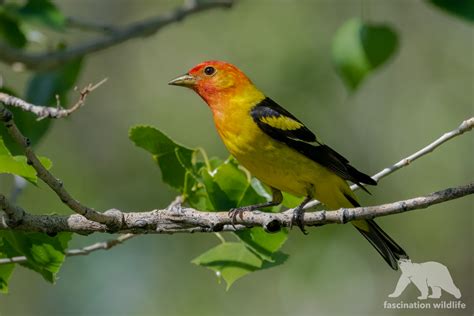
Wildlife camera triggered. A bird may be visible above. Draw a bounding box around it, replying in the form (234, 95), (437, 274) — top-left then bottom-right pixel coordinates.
(169, 60), (408, 270)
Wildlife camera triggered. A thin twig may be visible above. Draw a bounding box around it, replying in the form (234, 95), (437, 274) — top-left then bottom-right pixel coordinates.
(0, 79), (107, 120)
(0, 234), (135, 265)
(0, 0), (234, 71)
(0, 182), (471, 236)
(370, 117), (474, 183)
(65, 17), (117, 34)
(300, 117), (474, 211)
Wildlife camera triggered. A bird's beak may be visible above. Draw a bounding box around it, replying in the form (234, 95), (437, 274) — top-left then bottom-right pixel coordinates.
(168, 74), (197, 88)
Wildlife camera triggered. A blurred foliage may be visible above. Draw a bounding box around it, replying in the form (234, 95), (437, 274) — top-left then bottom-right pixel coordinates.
(0, 238), (15, 293)
(13, 0), (66, 30)
(0, 137), (52, 183)
(0, 0), (65, 47)
(0, 0), (82, 155)
(0, 137), (67, 292)
(0, 9), (27, 48)
(429, 0), (474, 22)
(0, 0), (472, 315)
(332, 18), (398, 90)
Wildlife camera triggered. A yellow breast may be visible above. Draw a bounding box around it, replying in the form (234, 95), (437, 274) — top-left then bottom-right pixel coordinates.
(211, 90), (351, 205)
(213, 101), (315, 196)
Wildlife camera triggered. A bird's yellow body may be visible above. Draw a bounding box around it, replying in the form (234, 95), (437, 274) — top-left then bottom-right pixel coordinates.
(213, 90), (355, 210)
(169, 60), (407, 269)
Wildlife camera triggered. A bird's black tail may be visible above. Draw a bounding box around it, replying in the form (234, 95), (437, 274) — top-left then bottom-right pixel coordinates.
(354, 219), (408, 270)
(344, 192), (408, 270)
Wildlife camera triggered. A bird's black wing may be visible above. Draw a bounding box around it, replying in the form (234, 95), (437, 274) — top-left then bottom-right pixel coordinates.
(250, 97), (317, 142)
(250, 97), (376, 190)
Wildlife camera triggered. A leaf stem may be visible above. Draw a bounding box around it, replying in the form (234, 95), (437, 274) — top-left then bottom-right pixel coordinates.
(214, 232), (226, 244)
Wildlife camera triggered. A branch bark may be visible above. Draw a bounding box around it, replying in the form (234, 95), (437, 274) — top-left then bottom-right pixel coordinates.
(0, 183), (472, 235)
(0, 105), (122, 228)
(302, 117), (474, 211)
(0, 79), (107, 120)
(0, 0), (234, 71)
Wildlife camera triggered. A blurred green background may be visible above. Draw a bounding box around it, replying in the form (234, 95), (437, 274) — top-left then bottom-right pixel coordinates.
(0, 0), (472, 315)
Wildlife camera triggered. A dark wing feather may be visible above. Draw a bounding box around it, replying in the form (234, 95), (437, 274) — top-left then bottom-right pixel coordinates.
(251, 97), (376, 190)
(250, 97), (317, 142)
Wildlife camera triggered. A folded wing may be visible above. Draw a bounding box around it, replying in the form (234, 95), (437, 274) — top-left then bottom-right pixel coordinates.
(250, 97), (377, 191)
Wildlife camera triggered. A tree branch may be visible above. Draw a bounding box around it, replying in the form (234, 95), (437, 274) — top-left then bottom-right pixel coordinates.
(301, 117), (474, 211)
(0, 105), (122, 228)
(0, 79), (107, 120)
(0, 192), (26, 226)
(0, 95), (472, 235)
(0, 233), (135, 265)
(0, 196), (184, 265)
(0, 183), (472, 236)
(65, 17), (118, 34)
(0, 0), (234, 71)
(0, 83), (472, 265)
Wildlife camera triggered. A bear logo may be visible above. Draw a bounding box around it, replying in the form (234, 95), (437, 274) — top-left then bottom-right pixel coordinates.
(388, 259), (461, 300)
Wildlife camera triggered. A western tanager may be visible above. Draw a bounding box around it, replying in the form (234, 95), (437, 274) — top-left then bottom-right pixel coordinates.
(169, 61), (408, 269)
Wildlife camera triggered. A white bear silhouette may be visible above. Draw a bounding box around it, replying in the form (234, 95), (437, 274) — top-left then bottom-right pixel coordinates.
(388, 259), (461, 300)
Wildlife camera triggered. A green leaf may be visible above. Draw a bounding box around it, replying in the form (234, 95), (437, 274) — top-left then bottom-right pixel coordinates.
(261, 251), (289, 270)
(212, 160), (250, 203)
(0, 239), (15, 294)
(0, 232), (72, 283)
(18, 0), (66, 30)
(200, 169), (234, 210)
(0, 58), (83, 155)
(281, 191), (304, 208)
(238, 178), (270, 208)
(0, 10), (27, 48)
(332, 18), (398, 90)
(186, 185), (214, 210)
(0, 260), (14, 294)
(192, 242), (263, 290)
(229, 168), (289, 261)
(198, 158), (289, 265)
(235, 228), (288, 262)
(0, 137), (52, 183)
(198, 158), (289, 259)
(129, 127), (290, 289)
(129, 125), (196, 190)
(429, 0), (474, 22)
(199, 159), (261, 209)
(184, 157), (223, 210)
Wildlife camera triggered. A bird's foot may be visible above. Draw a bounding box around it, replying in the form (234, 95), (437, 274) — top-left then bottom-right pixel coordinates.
(290, 206), (308, 235)
(228, 205), (255, 228)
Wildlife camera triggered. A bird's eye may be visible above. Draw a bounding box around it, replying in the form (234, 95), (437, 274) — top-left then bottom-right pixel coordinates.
(204, 66), (216, 76)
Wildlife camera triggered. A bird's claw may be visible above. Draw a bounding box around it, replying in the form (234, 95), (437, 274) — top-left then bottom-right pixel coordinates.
(290, 207), (308, 235)
(228, 206), (250, 228)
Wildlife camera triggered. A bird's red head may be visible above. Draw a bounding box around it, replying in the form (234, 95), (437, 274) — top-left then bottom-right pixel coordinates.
(169, 61), (254, 106)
